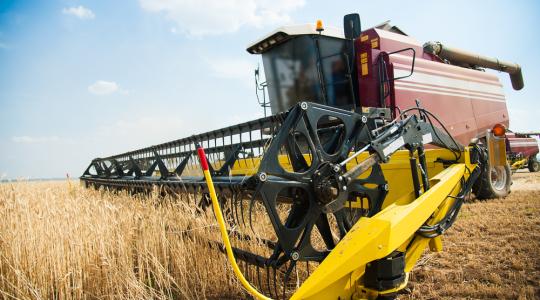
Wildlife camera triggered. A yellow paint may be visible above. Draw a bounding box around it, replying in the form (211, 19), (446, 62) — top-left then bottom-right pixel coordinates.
(429, 236), (443, 252)
(370, 38), (379, 49)
(361, 63), (368, 76)
(360, 52), (369, 76)
(360, 35), (369, 42)
(360, 52), (368, 63)
(348, 196), (370, 209)
(511, 158), (528, 170)
(488, 133), (507, 167)
(290, 148), (477, 300)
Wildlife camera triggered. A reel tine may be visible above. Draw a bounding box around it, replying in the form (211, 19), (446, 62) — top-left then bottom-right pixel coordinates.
(242, 259), (249, 284)
(239, 190), (247, 228)
(247, 261), (254, 286)
(266, 265), (274, 299)
(249, 182), (264, 234)
(228, 194), (236, 226)
(248, 191), (257, 234)
(180, 190), (186, 204)
(221, 195), (232, 224)
(225, 193), (233, 224)
(188, 189), (195, 206)
(273, 266), (279, 299)
(191, 189), (198, 207)
(256, 263), (262, 295)
(233, 191), (241, 226)
(282, 261), (296, 299)
(191, 189), (197, 207)
(197, 194), (208, 214)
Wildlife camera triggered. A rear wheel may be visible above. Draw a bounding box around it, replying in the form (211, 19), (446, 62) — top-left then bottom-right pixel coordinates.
(474, 163), (512, 199)
(528, 156), (539, 172)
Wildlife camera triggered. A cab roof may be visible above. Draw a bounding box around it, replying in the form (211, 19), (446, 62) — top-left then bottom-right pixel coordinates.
(246, 24), (344, 54)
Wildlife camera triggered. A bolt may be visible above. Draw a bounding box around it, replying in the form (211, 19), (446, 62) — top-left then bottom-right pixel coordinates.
(291, 251), (300, 261)
(383, 184), (389, 191)
(338, 176), (343, 181)
(342, 186), (347, 191)
(332, 165), (340, 173)
(361, 116), (368, 123)
(300, 102), (308, 110)
(258, 172), (267, 182)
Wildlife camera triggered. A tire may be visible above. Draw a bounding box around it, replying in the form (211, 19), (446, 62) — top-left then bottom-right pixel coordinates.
(528, 156), (539, 172)
(473, 162), (512, 199)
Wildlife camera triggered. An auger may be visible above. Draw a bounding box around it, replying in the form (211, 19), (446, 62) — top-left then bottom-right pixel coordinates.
(82, 13), (528, 299)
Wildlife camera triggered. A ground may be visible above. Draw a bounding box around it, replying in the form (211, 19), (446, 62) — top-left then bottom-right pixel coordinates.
(406, 171), (540, 299)
(0, 171), (538, 299)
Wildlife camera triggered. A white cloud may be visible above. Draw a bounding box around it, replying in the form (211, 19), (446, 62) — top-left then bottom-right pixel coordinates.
(139, 0), (305, 36)
(88, 80), (124, 95)
(62, 6), (95, 20)
(12, 136), (60, 144)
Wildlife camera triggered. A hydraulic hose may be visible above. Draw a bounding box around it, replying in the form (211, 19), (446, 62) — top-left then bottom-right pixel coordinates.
(196, 145), (272, 300)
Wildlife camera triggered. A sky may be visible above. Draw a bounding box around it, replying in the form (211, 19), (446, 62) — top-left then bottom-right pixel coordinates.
(0, 0), (539, 179)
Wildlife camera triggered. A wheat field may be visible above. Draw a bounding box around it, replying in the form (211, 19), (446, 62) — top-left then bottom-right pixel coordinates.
(0, 181), (246, 300)
(0, 172), (538, 299)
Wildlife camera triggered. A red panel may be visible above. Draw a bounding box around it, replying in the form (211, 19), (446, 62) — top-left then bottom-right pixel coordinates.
(508, 137), (539, 157)
(393, 85), (478, 144)
(355, 39), (379, 108)
(354, 27), (511, 145)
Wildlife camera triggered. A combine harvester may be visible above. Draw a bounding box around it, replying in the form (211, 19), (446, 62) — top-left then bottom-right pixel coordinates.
(507, 132), (539, 172)
(81, 14), (533, 299)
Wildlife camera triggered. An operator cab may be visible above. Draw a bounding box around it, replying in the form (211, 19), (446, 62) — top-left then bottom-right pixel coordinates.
(247, 18), (360, 115)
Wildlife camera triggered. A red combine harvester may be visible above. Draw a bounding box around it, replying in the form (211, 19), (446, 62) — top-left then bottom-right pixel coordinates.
(507, 132), (540, 172)
(82, 14), (536, 299)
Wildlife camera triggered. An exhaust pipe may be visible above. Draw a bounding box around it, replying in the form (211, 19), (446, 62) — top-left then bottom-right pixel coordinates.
(424, 41), (524, 90)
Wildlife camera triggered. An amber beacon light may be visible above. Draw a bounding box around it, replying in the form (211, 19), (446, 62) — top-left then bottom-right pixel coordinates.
(492, 123), (506, 137)
(316, 19), (324, 32)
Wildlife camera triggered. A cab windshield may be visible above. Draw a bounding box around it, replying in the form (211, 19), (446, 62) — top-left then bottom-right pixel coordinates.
(262, 35), (354, 114)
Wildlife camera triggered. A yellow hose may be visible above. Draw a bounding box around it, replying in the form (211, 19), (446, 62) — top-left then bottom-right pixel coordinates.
(198, 146), (272, 300)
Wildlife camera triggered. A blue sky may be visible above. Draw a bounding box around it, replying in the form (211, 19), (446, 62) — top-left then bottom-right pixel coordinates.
(0, 0), (539, 179)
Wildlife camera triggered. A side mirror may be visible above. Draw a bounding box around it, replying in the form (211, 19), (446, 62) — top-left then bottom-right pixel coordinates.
(343, 13), (361, 40)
